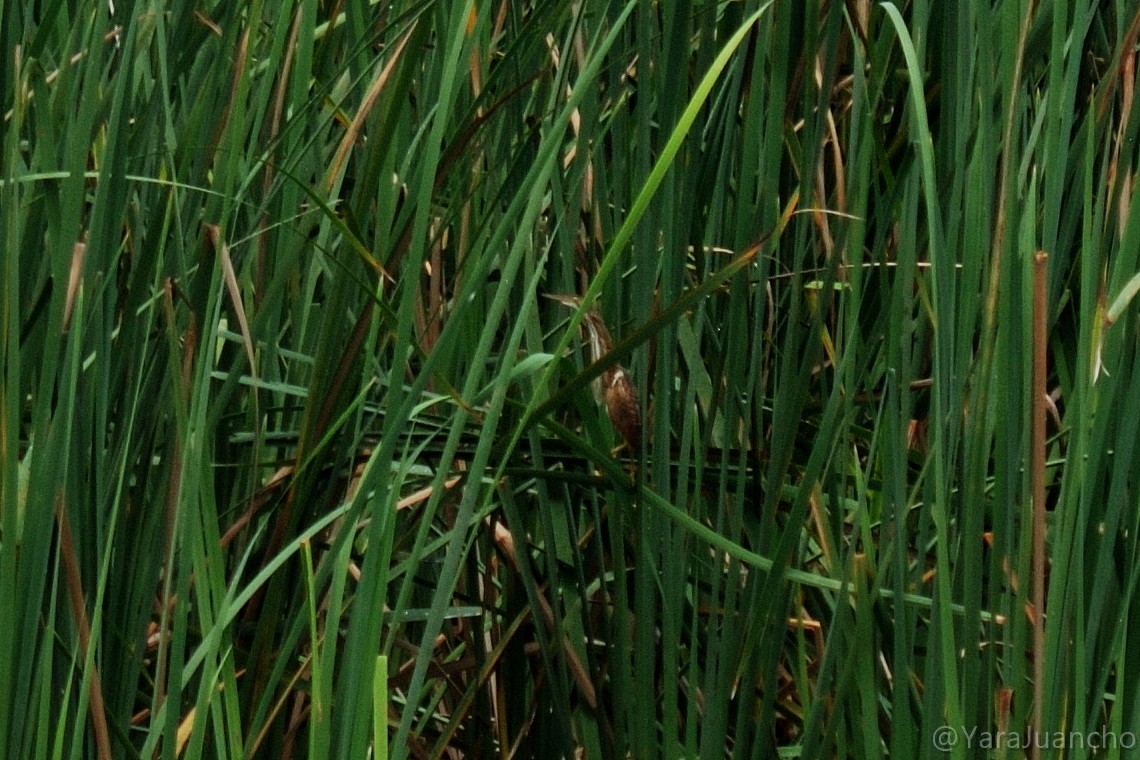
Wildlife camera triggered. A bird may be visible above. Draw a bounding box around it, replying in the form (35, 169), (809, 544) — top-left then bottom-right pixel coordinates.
(546, 294), (642, 452)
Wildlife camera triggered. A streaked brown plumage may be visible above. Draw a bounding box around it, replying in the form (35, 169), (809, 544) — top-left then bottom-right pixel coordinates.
(547, 295), (642, 450)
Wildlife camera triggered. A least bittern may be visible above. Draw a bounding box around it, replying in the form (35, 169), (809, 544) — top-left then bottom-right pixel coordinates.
(547, 295), (642, 451)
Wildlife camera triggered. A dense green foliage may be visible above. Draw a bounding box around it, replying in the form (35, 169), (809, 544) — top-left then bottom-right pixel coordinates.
(4, 1), (1140, 758)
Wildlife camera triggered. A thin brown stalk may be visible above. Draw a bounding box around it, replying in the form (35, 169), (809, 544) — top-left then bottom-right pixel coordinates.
(255, 5), (303, 307)
(56, 493), (112, 760)
(493, 521), (597, 710)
